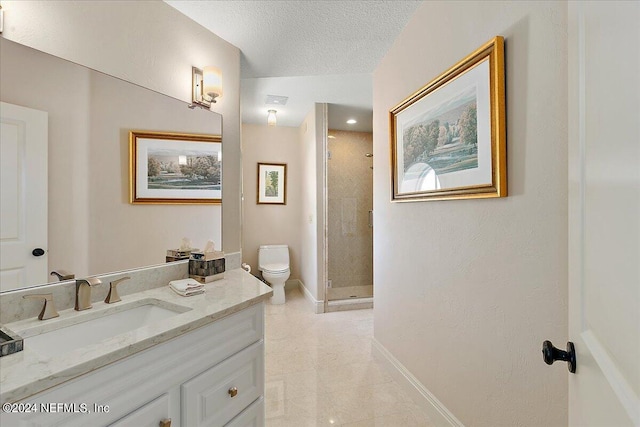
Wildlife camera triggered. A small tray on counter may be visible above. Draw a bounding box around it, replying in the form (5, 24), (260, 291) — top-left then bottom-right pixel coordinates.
(0, 327), (23, 357)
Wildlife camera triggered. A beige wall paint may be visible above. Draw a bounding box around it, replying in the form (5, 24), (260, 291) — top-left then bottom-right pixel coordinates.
(373, 2), (568, 426)
(1, 0), (242, 253)
(1, 39), (222, 280)
(241, 124), (302, 279)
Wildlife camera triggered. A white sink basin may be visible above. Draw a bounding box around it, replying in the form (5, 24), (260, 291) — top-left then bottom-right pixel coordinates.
(21, 300), (190, 356)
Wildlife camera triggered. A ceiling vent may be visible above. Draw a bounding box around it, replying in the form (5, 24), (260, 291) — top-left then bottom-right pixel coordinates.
(265, 95), (289, 106)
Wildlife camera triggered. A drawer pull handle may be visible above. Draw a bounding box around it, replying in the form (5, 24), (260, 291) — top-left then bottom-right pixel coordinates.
(228, 387), (238, 398)
(159, 418), (171, 427)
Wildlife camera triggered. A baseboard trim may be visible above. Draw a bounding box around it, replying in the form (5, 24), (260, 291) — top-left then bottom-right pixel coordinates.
(371, 338), (464, 427)
(295, 280), (324, 313)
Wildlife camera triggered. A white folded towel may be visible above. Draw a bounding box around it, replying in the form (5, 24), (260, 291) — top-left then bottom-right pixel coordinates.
(169, 278), (204, 297)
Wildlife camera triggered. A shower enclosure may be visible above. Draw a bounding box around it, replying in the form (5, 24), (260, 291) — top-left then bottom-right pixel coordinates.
(325, 129), (373, 309)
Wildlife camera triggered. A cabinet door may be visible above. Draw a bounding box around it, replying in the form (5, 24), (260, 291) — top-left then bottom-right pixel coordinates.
(225, 397), (264, 427)
(182, 341), (264, 427)
(109, 393), (171, 427)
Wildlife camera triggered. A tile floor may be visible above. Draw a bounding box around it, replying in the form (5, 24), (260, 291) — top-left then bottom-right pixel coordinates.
(264, 288), (434, 426)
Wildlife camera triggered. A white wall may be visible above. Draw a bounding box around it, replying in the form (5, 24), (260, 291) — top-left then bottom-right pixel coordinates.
(241, 124), (302, 279)
(0, 0), (242, 253)
(373, 2), (568, 426)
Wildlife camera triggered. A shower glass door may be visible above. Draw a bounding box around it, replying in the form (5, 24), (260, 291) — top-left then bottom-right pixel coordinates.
(326, 129), (373, 302)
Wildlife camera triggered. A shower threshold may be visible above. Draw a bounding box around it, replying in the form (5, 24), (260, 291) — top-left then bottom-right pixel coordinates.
(326, 285), (373, 312)
(326, 297), (373, 312)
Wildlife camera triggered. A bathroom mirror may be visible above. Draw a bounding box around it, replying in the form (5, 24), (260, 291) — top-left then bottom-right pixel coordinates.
(0, 38), (222, 292)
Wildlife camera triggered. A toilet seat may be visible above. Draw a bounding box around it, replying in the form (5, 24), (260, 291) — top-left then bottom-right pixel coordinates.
(261, 263), (289, 274)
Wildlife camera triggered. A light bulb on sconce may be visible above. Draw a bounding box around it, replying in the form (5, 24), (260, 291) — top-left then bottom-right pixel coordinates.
(203, 66), (222, 101)
(267, 109), (277, 127)
(190, 66), (222, 109)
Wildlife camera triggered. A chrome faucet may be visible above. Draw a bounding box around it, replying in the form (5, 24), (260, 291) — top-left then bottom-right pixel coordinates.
(75, 278), (102, 311)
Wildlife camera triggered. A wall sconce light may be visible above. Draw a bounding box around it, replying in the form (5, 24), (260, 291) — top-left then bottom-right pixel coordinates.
(267, 109), (277, 126)
(191, 66), (222, 109)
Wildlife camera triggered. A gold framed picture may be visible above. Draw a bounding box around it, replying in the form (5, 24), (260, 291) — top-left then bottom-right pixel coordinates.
(129, 130), (222, 204)
(257, 163), (287, 205)
(390, 36), (506, 202)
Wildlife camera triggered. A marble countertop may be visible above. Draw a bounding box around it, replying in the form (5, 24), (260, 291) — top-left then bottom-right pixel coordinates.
(0, 269), (272, 404)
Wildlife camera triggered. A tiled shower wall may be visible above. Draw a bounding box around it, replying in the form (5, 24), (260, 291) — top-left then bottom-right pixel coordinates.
(327, 130), (373, 291)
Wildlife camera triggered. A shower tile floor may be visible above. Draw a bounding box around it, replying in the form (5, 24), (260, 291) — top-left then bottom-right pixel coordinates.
(264, 288), (434, 426)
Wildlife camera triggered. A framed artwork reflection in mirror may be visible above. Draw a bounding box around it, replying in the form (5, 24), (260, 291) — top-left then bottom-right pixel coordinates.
(130, 131), (222, 204)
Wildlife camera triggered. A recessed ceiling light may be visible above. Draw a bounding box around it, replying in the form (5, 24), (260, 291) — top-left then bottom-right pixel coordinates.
(346, 119), (357, 124)
(328, 135), (336, 139)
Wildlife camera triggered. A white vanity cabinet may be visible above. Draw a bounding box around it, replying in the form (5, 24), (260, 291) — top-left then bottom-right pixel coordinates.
(2, 302), (265, 427)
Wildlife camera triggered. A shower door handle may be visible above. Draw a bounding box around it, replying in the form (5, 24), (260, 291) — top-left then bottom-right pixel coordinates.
(368, 210), (373, 228)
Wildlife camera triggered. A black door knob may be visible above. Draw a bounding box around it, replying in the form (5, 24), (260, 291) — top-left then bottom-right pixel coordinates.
(542, 340), (576, 373)
(32, 248), (45, 257)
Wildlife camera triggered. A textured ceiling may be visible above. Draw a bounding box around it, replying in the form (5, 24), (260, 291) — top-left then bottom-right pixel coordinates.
(166, 0), (422, 128)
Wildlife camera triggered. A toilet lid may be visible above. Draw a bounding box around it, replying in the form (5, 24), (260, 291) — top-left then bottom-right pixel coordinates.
(261, 263), (289, 273)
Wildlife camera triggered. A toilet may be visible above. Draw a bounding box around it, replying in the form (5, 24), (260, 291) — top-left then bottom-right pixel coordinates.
(258, 245), (290, 304)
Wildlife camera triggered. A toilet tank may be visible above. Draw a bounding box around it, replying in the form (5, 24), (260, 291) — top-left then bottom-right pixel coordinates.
(258, 245), (289, 269)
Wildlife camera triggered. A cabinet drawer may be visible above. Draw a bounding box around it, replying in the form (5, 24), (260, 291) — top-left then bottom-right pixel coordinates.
(225, 397), (264, 427)
(109, 393), (170, 427)
(182, 340), (264, 427)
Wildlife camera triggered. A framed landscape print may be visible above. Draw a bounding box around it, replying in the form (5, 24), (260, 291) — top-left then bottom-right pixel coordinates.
(257, 163), (287, 205)
(129, 130), (222, 204)
(390, 36), (506, 202)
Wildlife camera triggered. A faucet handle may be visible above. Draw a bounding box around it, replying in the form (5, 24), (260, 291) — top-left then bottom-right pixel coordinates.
(105, 276), (130, 304)
(50, 269), (75, 280)
(23, 293), (59, 320)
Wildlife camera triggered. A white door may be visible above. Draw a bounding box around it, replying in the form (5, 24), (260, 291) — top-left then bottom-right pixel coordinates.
(0, 102), (48, 291)
(568, 2), (639, 426)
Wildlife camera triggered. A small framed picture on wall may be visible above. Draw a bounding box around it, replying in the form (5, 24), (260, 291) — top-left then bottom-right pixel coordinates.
(257, 163), (287, 205)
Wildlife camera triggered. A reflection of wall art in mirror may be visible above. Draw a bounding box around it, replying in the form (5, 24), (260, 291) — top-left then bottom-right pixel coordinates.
(390, 36), (506, 202)
(130, 131), (222, 204)
(257, 163), (287, 205)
